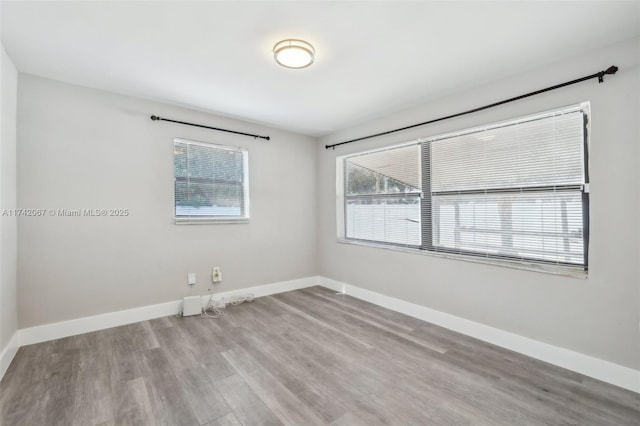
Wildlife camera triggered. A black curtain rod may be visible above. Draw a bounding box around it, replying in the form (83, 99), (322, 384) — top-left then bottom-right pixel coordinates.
(150, 115), (270, 141)
(325, 65), (619, 150)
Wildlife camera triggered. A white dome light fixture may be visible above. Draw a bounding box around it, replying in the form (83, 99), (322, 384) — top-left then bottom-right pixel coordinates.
(273, 39), (315, 69)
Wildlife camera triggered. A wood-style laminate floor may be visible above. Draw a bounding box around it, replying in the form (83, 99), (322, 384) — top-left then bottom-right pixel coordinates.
(1, 286), (638, 426)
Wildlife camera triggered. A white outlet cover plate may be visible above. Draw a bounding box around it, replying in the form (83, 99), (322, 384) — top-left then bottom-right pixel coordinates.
(212, 267), (222, 282)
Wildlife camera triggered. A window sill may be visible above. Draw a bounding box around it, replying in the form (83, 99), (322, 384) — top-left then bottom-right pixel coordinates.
(175, 217), (249, 225)
(336, 238), (588, 279)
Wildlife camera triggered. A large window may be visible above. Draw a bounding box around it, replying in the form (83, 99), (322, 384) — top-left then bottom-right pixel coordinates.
(174, 138), (249, 222)
(340, 103), (589, 271)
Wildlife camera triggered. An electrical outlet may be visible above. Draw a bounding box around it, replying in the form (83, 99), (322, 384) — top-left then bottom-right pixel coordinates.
(212, 266), (222, 283)
(187, 273), (196, 286)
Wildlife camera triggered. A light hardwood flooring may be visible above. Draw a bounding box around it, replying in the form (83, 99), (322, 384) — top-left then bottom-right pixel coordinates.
(1, 286), (638, 425)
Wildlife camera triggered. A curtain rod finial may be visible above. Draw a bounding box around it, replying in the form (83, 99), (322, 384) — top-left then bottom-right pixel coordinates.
(598, 65), (618, 83)
(604, 65), (618, 75)
(150, 115), (160, 121)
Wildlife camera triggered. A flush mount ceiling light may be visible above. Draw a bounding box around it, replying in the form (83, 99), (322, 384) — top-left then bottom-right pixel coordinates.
(273, 39), (315, 69)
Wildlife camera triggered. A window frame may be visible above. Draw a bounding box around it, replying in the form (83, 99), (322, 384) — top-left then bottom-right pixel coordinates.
(337, 103), (590, 276)
(173, 138), (250, 225)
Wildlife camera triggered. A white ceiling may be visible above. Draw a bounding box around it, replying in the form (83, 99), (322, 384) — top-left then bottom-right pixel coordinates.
(1, 1), (638, 136)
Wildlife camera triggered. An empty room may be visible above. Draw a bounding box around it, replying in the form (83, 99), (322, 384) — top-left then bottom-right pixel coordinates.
(0, 1), (639, 425)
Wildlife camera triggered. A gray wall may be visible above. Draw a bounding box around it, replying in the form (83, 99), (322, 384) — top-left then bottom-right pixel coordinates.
(17, 74), (317, 328)
(1, 44), (18, 351)
(317, 38), (640, 369)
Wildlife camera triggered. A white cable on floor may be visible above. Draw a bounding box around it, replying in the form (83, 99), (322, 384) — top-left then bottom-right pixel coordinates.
(201, 293), (255, 319)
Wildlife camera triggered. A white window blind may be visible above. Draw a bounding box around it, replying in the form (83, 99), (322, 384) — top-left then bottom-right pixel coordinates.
(428, 107), (587, 266)
(344, 144), (422, 246)
(431, 191), (585, 264)
(430, 108), (585, 192)
(340, 103), (589, 271)
(174, 139), (249, 221)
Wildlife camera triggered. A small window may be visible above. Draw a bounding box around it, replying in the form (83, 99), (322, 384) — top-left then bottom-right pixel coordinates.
(173, 138), (249, 223)
(339, 103), (590, 273)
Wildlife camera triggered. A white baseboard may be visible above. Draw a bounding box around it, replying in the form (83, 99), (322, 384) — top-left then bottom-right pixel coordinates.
(0, 332), (20, 381)
(19, 300), (183, 347)
(317, 276), (640, 394)
(18, 276), (316, 348)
